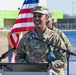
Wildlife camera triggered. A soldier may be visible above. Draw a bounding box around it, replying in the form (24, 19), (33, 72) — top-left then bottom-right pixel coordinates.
(15, 6), (67, 75)
(46, 11), (72, 52)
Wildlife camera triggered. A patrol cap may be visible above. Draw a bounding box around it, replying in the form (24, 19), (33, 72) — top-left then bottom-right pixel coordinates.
(47, 11), (54, 19)
(32, 6), (48, 15)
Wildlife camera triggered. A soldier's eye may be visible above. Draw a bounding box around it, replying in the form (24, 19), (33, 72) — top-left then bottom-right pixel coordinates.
(33, 15), (43, 18)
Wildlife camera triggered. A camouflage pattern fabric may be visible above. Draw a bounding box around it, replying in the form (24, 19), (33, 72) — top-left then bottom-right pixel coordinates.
(15, 27), (67, 64)
(52, 26), (72, 52)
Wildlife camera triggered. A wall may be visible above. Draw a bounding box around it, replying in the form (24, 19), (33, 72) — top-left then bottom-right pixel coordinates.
(0, 10), (63, 28)
(0, 10), (19, 28)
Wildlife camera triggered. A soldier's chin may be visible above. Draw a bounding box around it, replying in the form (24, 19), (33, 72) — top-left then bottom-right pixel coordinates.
(35, 23), (41, 26)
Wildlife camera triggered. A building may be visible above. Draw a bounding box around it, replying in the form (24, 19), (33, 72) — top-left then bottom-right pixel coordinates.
(0, 10), (19, 28)
(0, 10), (63, 28)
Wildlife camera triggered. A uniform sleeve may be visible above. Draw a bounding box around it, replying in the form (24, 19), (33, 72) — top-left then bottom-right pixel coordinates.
(15, 36), (27, 63)
(52, 33), (67, 68)
(59, 31), (72, 52)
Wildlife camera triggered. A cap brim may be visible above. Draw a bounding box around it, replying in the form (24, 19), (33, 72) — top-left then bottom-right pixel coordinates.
(32, 10), (48, 15)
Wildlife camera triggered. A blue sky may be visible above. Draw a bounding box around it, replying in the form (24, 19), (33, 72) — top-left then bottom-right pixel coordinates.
(47, 0), (76, 16)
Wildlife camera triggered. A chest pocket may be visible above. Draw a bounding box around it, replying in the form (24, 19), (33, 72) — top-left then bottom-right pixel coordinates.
(27, 39), (48, 58)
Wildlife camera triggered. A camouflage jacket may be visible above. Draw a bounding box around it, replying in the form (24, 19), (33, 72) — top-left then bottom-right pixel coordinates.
(52, 26), (72, 52)
(15, 27), (67, 65)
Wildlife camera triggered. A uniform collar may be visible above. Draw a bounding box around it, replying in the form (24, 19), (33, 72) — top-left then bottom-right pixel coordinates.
(33, 27), (51, 39)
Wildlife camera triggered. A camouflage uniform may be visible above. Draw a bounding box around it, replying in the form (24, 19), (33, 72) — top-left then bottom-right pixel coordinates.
(47, 11), (72, 52)
(52, 26), (72, 52)
(15, 6), (67, 75)
(15, 27), (67, 74)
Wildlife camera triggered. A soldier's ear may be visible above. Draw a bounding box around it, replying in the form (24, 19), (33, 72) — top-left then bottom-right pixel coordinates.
(45, 14), (49, 20)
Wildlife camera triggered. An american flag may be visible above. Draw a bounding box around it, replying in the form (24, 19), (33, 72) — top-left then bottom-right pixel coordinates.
(8, 0), (39, 62)
(8, 0), (39, 48)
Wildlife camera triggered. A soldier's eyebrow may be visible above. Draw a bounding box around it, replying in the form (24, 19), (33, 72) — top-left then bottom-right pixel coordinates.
(33, 14), (44, 18)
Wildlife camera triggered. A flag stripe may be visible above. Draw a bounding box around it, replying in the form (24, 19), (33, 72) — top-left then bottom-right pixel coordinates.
(11, 26), (35, 33)
(12, 22), (34, 28)
(9, 34), (16, 47)
(12, 34), (17, 43)
(22, 3), (38, 9)
(19, 8), (33, 14)
(8, 35), (14, 48)
(14, 18), (33, 24)
(8, 33), (20, 48)
(17, 13), (33, 19)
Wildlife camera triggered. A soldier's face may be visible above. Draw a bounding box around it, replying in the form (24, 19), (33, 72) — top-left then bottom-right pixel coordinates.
(33, 13), (46, 29)
(46, 19), (53, 29)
